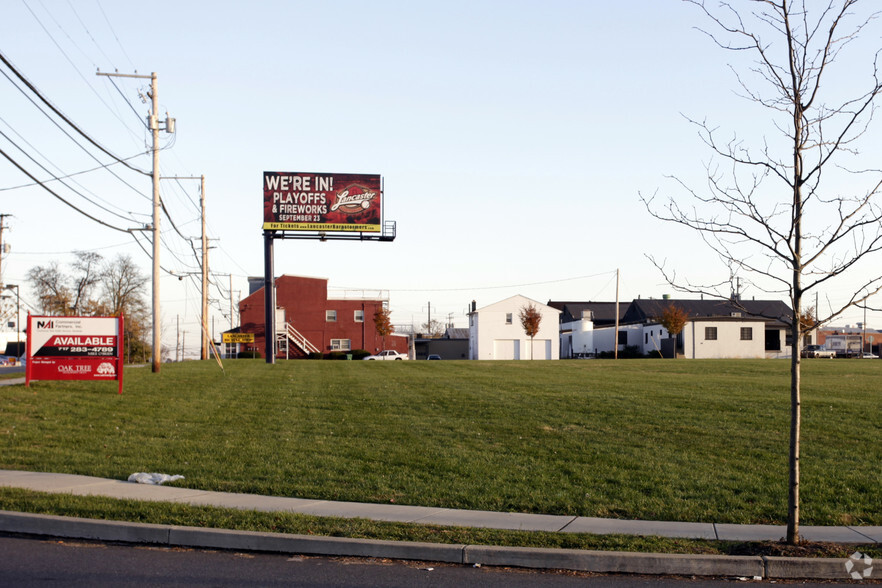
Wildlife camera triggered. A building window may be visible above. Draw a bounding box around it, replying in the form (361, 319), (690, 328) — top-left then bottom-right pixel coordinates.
(326, 310), (337, 322)
(505, 313), (513, 325)
(617, 330), (627, 345)
(740, 327), (753, 341)
(705, 327), (717, 341)
(354, 310), (364, 323)
(330, 339), (351, 351)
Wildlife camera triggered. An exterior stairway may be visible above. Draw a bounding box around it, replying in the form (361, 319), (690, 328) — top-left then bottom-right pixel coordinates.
(277, 322), (321, 356)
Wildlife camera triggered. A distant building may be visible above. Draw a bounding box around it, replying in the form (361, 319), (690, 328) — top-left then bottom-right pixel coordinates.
(413, 328), (469, 360)
(236, 275), (408, 359)
(468, 295), (561, 360)
(555, 297), (793, 359)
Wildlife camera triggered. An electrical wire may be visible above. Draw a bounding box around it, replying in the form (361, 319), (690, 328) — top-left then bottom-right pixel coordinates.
(20, 0), (144, 139)
(0, 125), (143, 221)
(0, 147), (131, 233)
(0, 50), (150, 177)
(0, 65), (151, 202)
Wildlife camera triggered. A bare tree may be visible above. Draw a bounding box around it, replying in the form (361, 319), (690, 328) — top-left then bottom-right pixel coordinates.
(100, 254), (150, 363)
(101, 254), (148, 316)
(420, 318), (445, 338)
(642, 1), (882, 544)
(518, 303), (543, 360)
(27, 261), (72, 315)
(69, 251), (103, 315)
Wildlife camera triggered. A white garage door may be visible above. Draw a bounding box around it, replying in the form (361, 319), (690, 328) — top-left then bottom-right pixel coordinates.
(493, 339), (520, 360)
(535, 339), (552, 360)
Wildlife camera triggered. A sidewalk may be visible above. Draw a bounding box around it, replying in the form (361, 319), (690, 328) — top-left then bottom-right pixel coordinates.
(0, 469), (879, 580)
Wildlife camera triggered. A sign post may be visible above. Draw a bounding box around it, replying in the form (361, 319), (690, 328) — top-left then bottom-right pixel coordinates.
(25, 315), (125, 394)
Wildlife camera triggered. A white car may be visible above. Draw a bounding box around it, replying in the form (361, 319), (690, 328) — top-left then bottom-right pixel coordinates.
(363, 350), (408, 361)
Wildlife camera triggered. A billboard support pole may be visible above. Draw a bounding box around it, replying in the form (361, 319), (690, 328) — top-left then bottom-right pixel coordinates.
(263, 230), (276, 364)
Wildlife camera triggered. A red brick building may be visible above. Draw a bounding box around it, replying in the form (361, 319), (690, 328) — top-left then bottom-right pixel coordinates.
(237, 275), (408, 359)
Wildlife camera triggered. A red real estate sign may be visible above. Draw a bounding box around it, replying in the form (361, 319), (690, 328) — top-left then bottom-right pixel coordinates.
(26, 315), (124, 394)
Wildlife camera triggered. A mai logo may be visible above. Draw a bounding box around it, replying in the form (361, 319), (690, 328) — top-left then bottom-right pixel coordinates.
(37, 320), (54, 329)
(845, 551), (873, 580)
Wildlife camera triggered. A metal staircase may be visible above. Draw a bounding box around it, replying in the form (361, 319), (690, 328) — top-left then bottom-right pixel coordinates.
(276, 322), (321, 357)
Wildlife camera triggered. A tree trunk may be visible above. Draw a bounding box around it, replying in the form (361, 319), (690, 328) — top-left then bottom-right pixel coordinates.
(788, 301), (801, 544)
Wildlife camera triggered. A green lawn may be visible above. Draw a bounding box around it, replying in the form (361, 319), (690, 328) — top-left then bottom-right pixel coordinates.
(1, 359), (880, 527)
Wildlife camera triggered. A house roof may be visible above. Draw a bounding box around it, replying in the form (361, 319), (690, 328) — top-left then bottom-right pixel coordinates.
(624, 298), (793, 326)
(547, 301), (624, 326)
(445, 328), (469, 340)
(473, 294), (561, 314)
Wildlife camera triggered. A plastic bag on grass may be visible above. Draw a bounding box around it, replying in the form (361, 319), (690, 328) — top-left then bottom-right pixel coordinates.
(127, 472), (185, 485)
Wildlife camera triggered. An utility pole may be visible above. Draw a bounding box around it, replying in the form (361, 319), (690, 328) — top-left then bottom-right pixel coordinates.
(165, 175), (208, 359)
(97, 70), (174, 372)
(0, 214), (11, 287)
(149, 73), (162, 372)
(201, 175), (208, 359)
(614, 269), (620, 360)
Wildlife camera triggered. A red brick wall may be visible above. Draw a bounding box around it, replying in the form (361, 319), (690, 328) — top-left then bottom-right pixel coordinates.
(239, 275), (407, 358)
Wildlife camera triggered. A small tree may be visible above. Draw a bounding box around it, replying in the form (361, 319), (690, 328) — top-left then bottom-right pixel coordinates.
(799, 306), (819, 347)
(642, 1), (882, 544)
(420, 319), (445, 338)
(658, 303), (689, 359)
(518, 302), (543, 360)
(373, 305), (394, 349)
(27, 250), (103, 315)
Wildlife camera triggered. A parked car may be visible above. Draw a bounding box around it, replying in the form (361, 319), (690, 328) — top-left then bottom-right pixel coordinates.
(801, 345), (836, 358)
(861, 352), (879, 359)
(363, 350), (408, 361)
(427, 354), (442, 360)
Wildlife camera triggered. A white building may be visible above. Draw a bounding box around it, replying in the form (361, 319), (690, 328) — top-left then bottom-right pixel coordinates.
(560, 298), (791, 359)
(468, 295), (561, 360)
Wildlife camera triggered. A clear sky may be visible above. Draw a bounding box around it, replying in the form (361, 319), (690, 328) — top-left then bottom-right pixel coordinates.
(2, 1), (881, 355)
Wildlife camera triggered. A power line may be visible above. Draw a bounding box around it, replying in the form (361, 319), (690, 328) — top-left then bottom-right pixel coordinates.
(0, 50), (150, 177)
(0, 64), (151, 201)
(0, 147), (131, 233)
(19, 0), (144, 138)
(0, 126), (142, 222)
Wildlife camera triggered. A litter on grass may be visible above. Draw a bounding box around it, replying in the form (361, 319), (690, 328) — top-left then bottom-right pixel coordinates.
(127, 472), (185, 485)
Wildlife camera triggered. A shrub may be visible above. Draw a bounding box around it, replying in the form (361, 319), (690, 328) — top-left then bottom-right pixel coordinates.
(236, 350), (260, 359)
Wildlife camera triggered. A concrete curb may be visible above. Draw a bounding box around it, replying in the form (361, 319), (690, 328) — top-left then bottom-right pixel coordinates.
(0, 510), (865, 580)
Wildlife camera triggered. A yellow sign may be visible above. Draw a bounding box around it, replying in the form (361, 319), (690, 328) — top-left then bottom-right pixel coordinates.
(223, 333), (254, 344)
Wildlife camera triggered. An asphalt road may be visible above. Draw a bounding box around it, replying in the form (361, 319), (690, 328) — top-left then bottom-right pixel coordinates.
(1, 535), (867, 587)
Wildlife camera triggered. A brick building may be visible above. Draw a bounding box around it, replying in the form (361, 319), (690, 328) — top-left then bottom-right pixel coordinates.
(237, 275), (408, 359)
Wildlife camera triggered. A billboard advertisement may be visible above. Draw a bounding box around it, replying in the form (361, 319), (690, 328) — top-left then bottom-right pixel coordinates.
(26, 315), (124, 394)
(263, 171), (382, 232)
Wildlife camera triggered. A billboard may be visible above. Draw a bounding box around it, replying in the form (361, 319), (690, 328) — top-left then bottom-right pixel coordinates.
(25, 315), (124, 394)
(263, 172), (382, 232)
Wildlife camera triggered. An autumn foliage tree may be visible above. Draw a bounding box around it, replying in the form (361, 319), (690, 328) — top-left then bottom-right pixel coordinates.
(373, 305), (394, 349)
(658, 303), (689, 359)
(518, 302), (543, 360)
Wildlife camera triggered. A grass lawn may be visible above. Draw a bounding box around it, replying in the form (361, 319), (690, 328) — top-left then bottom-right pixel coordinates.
(1, 359), (880, 528)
